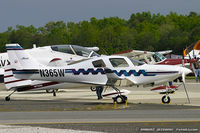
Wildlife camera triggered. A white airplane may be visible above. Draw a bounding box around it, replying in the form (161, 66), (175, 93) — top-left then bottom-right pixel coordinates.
(115, 49), (196, 71)
(1, 44), (100, 94)
(115, 49), (195, 102)
(0, 53), (10, 79)
(5, 44), (192, 104)
(0, 44), (100, 76)
(114, 50), (172, 65)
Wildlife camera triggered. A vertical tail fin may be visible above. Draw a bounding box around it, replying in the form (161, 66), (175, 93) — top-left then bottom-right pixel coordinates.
(4, 44), (40, 90)
(6, 44), (43, 69)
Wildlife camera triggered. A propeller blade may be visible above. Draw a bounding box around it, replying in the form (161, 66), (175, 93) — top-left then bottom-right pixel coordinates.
(182, 71), (190, 103)
(182, 71), (185, 83)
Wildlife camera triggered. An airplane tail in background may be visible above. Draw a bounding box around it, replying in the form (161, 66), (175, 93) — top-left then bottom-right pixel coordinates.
(5, 44), (44, 89)
(184, 40), (200, 58)
(6, 44), (43, 70)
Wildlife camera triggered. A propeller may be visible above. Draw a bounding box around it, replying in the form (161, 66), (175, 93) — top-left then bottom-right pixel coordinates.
(182, 70), (190, 104)
(182, 48), (191, 104)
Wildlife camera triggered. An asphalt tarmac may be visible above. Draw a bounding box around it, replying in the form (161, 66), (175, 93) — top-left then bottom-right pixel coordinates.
(0, 81), (200, 133)
(0, 110), (200, 133)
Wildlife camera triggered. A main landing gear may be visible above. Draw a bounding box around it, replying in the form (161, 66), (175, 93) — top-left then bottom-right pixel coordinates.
(152, 84), (177, 104)
(113, 95), (127, 104)
(46, 89), (58, 97)
(53, 89), (56, 97)
(112, 86), (127, 104)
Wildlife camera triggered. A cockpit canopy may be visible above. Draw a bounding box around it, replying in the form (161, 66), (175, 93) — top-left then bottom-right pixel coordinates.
(152, 52), (166, 62)
(51, 45), (100, 58)
(129, 58), (145, 66)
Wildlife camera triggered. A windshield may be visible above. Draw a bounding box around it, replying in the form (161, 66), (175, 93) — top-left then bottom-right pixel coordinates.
(129, 58), (145, 66)
(51, 45), (74, 54)
(72, 45), (100, 57)
(153, 52), (166, 62)
(51, 44), (100, 57)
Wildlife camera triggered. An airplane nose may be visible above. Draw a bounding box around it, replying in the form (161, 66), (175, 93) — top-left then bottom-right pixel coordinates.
(180, 67), (192, 75)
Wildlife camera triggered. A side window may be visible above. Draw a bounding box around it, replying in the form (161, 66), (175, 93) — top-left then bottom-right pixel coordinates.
(153, 54), (159, 62)
(109, 58), (129, 67)
(92, 59), (106, 67)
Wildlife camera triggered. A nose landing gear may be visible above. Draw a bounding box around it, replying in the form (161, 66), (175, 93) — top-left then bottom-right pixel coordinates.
(161, 95), (171, 104)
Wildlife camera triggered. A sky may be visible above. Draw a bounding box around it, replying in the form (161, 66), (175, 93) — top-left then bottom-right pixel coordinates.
(0, 0), (200, 32)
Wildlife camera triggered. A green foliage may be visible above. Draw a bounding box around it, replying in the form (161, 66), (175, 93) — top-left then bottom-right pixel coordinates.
(0, 12), (200, 55)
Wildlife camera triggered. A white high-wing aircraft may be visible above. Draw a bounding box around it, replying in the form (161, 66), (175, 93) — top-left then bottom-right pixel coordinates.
(5, 44), (192, 104)
(114, 50), (172, 65)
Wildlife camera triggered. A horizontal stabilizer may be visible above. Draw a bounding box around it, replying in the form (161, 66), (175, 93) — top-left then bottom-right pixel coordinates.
(4, 64), (32, 90)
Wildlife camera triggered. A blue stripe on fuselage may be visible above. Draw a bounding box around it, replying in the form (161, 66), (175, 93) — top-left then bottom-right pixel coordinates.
(13, 68), (178, 77)
(113, 70), (156, 76)
(13, 71), (39, 74)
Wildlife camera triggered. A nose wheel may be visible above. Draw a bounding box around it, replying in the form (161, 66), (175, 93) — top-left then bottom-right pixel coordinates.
(162, 95), (171, 104)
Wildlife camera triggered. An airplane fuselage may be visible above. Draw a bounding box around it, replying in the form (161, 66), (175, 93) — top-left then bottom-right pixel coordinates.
(13, 56), (190, 87)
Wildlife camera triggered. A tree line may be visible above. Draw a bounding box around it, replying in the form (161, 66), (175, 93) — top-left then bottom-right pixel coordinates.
(0, 11), (200, 55)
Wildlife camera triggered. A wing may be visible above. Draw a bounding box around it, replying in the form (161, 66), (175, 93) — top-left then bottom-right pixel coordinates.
(114, 50), (153, 60)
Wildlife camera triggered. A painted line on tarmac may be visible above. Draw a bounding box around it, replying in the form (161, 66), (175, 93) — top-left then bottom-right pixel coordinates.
(1, 120), (200, 125)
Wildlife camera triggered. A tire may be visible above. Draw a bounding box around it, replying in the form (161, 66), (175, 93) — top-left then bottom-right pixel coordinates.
(162, 95), (171, 104)
(90, 87), (96, 91)
(5, 96), (10, 101)
(116, 95), (126, 104)
(121, 95), (127, 101)
(46, 89), (58, 93)
(46, 89), (54, 93)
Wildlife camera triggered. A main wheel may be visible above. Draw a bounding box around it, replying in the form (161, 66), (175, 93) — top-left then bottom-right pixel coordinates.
(115, 95), (126, 104)
(46, 89), (58, 93)
(162, 95), (171, 104)
(5, 96), (10, 101)
(46, 89), (54, 93)
(90, 87), (96, 91)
